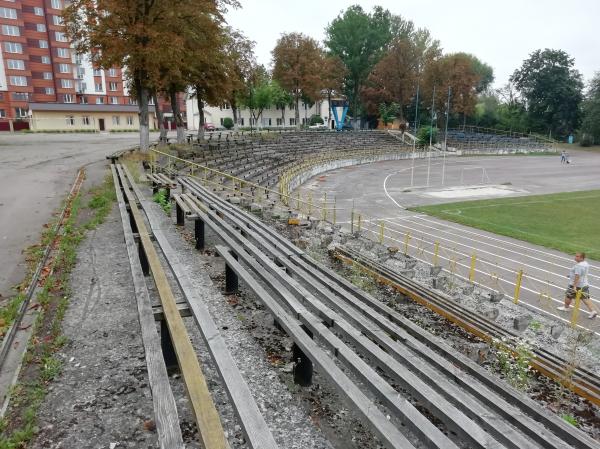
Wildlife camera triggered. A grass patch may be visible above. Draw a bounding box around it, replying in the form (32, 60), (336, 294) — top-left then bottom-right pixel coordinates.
(0, 170), (116, 447)
(410, 190), (600, 259)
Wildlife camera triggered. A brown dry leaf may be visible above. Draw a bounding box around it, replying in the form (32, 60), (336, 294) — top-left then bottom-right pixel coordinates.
(143, 419), (156, 431)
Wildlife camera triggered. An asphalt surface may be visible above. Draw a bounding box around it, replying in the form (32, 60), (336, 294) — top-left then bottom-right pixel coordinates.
(0, 132), (158, 299)
(301, 150), (600, 333)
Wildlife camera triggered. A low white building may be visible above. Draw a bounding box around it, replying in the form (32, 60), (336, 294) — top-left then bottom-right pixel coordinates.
(186, 97), (341, 130)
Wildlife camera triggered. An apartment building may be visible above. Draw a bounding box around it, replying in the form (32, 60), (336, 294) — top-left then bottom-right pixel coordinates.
(0, 0), (164, 131)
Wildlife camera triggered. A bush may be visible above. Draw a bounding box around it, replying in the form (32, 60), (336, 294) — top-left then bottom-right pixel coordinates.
(309, 114), (324, 126)
(416, 126), (438, 146)
(222, 117), (234, 130)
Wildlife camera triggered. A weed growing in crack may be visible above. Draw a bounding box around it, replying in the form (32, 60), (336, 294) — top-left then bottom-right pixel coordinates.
(153, 188), (172, 215)
(561, 413), (578, 427)
(492, 337), (533, 390)
(346, 264), (377, 294)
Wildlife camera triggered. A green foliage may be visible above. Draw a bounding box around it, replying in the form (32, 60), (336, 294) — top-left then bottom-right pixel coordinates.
(454, 53), (494, 93)
(153, 188), (172, 215)
(561, 414), (578, 427)
(378, 103), (399, 125)
(223, 117), (234, 129)
(579, 73), (600, 145)
(492, 338), (533, 390)
(416, 126), (438, 146)
(309, 115), (324, 125)
(528, 320), (542, 331)
(510, 49), (583, 138)
(325, 5), (415, 116)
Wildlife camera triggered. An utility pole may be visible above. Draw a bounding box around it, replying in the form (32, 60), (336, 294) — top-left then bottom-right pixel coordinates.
(442, 86), (451, 186)
(426, 85), (436, 187)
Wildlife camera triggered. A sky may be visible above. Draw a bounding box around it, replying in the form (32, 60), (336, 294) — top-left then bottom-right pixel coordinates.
(226, 0), (600, 89)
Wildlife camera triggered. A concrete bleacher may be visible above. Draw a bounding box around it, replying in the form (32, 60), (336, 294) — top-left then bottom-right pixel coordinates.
(441, 129), (550, 152)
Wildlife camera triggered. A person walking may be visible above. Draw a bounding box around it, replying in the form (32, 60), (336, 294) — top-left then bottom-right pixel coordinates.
(557, 252), (598, 318)
(560, 150), (567, 164)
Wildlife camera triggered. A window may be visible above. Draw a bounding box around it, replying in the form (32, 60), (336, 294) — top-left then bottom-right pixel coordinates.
(58, 64), (70, 73)
(276, 118), (283, 126)
(55, 32), (67, 42)
(52, 15), (63, 25)
(15, 107), (28, 118)
(76, 68), (85, 79)
(80, 96), (88, 104)
(7, 59), (25, 70)
(96, 97), (104, 104)
(34, 7), (43, 16)
(0, 110), (5, 118)
(39, 40), (48, 49)
(57, 48), (69, 58)
(36, 23), (46, 32)
(239, 118), (244, 126)
(64, 94), (74, 103)
(77, 82), (87, 92)
(60, 79), (73, 88)
(267, 118), (272, 126)
(289, 118), (296, 126)
(110, 96), (118, 104)
(108, 68), (117, 77)
(128, 98), (137, 105)
(9, 76), (27, 86)
(148, 97), (154, 105)
(112, 116), (120, 125)
(41, 56), (51, 64)
(43, 72), (53, 80)
(0, 7), (17, 19)
(301, 118), (307, 125)
(2, 25), (19, 36)
(51, 0), (62, 9)
(44, 87), (54, 95)
(65, 116), (75, 126)
(82, 116), (90, 125)
(127, 116), (133, 126)
(220, 118), (224, 125)
(12, 92), (29, 101)
(93, 68), (102, 76)
(95, 83), (103, 92)
(4, 42), (22, 54)
(109, 81), (117, 91)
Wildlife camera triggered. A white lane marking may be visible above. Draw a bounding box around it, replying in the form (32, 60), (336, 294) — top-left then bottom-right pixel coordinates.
(361, 223), (600, 307)
(360, 226), (600, 336)
(383, 172), (405, 209)
(380, 216), (599, 289)
(412, 215), (600, 271)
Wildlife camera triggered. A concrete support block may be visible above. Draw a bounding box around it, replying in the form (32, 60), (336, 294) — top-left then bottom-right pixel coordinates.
(513, 315), (532, 332)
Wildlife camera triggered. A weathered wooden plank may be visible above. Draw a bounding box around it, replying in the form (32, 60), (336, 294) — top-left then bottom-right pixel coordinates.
(110, 166), (184, 449)
(117, 165), (228, 449)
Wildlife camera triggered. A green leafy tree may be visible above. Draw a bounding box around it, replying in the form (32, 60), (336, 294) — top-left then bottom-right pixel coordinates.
(580, 73), (600, 145)
(378, 103), (399, 126)
(325, 5), (414, 118)
(238, 67), (277, 130)
(510, 49), (583, 138)
(272, 33), (323, 129)
(272, 81), (293, 127)
(223, 117), (234, 129)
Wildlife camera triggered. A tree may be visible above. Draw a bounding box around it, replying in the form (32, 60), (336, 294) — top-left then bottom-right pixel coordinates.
(237, 66), (277, 130)
(272, 81), (293, 127)
(422, 54), (481, 126)
(510, 49), (583, 138)
(580, 73), (600, 145)
(378, 103), (399, 126)
(320, 55), (346, 128)
(454, 53), (494, 93)
(272, 33), (323, 129)
(325, 5), (414, 118)
(361, 38), (419, 119)
(64, 0), (236, 151)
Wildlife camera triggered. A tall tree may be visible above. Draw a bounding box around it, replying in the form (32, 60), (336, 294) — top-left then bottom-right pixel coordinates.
(580, 73), (600, 144)
(272, 33), (322, 129)
(454, 53), (494, 93)
(64, 0), (236, 150)
(510, 49), (583, 138)
(320, 55), (346, 128)
(325, 5), (414, 118)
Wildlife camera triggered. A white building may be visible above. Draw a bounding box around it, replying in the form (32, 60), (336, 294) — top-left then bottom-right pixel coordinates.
(186, 97), (341, 130)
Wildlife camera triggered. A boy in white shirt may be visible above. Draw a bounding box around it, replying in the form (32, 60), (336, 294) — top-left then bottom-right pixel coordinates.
(557, 252), (598, 318)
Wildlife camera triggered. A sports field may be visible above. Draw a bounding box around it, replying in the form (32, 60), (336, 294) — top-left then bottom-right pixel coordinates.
(411, 190), (600, 260)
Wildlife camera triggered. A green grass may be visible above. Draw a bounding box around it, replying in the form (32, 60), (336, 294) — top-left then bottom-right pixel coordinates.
(410, 190), (600, 260)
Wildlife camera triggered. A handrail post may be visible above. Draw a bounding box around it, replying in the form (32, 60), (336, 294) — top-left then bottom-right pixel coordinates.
(513, 269), (524, 304)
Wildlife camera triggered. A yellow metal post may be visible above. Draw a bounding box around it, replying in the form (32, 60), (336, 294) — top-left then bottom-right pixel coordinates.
(513, 269), (524, 304)
(570, 289), (583, 328)
(469, 254), (477, 282)
(403, 232), (411, 255)
(433, 242), (440, 266)
(379, 221), (385, 244)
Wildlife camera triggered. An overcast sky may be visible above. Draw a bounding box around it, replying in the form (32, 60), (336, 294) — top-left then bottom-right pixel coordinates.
(226, 0), (599, 89)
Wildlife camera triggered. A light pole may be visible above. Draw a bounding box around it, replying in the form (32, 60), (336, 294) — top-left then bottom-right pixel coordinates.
(426, 85), (436, 187)
(411, 81), (420, 187)
(442, 86), (451, 186)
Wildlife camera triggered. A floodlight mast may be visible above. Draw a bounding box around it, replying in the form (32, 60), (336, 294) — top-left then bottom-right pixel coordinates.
(427, 85), (436, 187)
(442, 86), (451, 186)
(411, 81), (420, 187)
